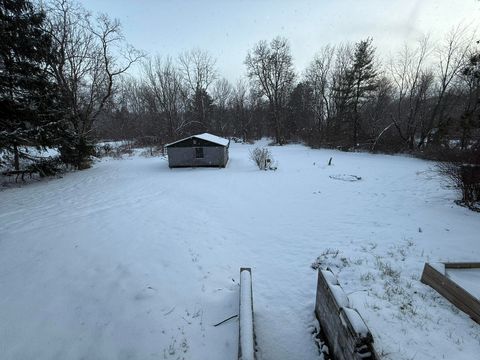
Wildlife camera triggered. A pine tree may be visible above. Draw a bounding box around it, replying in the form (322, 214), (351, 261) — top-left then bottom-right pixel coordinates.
(189, 88), (214, 133)
(0, 0), (63, 170)
(287, 82), (314, 141)
(331, 39), (377, 148)
(349, 38), (378, 147)
(331, 66), (354, 145)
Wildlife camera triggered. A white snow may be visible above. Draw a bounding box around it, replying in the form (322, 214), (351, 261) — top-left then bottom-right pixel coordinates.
(446, 268), (480, 300)
(430, 262), (446, 275)
(165, 133), (229, 147)
(1, 141), (479, 360)
(322, 269), (370, 339)
(329, 283), (350, 308)
(239, 269), (254, 360)
(195, 133), (230, 147)
(341, 307), (370, 338)
(321, 269), (339, 286)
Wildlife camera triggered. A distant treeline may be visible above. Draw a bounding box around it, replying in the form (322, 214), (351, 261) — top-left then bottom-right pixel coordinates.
(1, 0), (479, 172)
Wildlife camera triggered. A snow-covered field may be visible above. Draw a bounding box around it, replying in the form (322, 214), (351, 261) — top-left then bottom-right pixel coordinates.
(1, 141), (479, 360)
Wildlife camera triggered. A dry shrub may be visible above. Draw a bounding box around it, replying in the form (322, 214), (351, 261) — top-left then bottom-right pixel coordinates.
(249, 147), (277, 170)
(437, 161), (480, 209)
(112, 144), (134, 159)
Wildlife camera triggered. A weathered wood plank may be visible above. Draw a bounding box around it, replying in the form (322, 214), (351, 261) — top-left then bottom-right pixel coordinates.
(444, 262), (480, 269)
(421, 263), (480, 324)
(422, 264), (480, 311)
(315, 269), (378, 360)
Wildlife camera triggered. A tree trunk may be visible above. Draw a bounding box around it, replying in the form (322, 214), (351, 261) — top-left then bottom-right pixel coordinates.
(13, 144), (20, 171)
(353, 114), (359, 148)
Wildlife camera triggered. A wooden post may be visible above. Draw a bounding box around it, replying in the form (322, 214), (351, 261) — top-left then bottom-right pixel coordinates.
(239, 268), (256, 360)
(444, 262), (480, 269)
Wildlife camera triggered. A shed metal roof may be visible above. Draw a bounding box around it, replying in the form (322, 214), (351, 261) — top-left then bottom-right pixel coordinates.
(165, 133), (230, 147)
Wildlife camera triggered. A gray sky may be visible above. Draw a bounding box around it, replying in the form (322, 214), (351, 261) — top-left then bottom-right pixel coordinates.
(80, 0), (480, 81)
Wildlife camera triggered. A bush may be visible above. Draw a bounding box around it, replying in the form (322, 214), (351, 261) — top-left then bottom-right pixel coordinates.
(139, 146), (163, 157)
(437, 161), (480, 209)
(112, 144), (134, 159)
(134, 136), (162, 147)
(100, 143), (113, 156)
(249, 147), (277, 170)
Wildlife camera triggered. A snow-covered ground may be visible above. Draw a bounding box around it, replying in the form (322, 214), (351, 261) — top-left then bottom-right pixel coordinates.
(1, 141), (479, 360)
(446, 268), (480, 300)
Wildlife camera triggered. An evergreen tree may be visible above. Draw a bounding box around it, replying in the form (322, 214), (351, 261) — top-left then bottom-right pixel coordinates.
(287, 82), (314, 141)
(329, 45), (355, 145)
(0, 0), (62, 170)
(332, 39), (378, 147)
(349, 38), (378, 147)
(188, 88), (214, 133)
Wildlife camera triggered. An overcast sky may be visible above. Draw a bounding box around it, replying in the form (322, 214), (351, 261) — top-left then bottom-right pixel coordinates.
(79, 0), (480, 81)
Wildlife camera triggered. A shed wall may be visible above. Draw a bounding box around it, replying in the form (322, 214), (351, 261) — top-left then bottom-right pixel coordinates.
(167, 146), (228, 167)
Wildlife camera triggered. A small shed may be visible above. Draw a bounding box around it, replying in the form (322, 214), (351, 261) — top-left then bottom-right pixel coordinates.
(165, 133), (230, 168)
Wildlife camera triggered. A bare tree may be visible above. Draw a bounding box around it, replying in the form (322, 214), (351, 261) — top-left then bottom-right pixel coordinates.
(178, 48), (217, 94)
(365, 76), (395, 151)
(90, 15), (143, 125)
(421, 26), (475, 146)
(245, 36), (295, 144)
(329, 43), (353, 143)
(211, 78), (232, 135)
(231, 79), (250, 141)
(212, 78), (232, 109)
(305, 45), (335, 142)
(389, 37), (433, 149)
(45, 0), (143, 165)
(457, 47), (480, 149)
(144, 56), (188, 139)
(178, 48), (217, 131)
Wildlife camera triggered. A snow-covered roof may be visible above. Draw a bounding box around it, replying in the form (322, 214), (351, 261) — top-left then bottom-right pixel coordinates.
(165, 133), (230, 147)
(194, 133), (230, 146)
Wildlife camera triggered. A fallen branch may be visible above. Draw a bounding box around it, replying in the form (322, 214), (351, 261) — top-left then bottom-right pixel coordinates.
(213, 314), (238, 327)
(371, 122), (394, 151)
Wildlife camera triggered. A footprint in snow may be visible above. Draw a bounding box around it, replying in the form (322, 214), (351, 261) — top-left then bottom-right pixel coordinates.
(133, 286), (156, 301)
